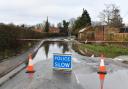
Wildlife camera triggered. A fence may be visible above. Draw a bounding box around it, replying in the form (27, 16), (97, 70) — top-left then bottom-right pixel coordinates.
(112, 33), (128, 41)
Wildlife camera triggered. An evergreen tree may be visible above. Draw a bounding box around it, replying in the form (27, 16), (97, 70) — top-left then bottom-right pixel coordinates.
(73, 8), (91, 35)
(63, 20), (69, 35)
(44, 42), (49, 58)
(44, 17), (50, 32)
(57, 20), (69, 35)
(81, 9), (91, 26)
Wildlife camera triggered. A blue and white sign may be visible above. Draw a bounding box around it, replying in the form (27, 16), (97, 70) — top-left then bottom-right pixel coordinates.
(53, 54), (72, 69)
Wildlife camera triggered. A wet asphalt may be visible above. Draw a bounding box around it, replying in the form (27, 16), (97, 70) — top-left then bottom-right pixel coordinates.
(0, 39), (128, 89)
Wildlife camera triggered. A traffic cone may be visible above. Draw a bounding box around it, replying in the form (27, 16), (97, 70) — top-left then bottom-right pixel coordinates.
(97, 54), (107, 89)
(26, 53), (35, 73)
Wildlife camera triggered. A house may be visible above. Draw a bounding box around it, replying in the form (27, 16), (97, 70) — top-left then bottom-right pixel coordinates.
(34, 26), (60, 33)
(49, 27), (60, 33)
(34, 28), (43, 33)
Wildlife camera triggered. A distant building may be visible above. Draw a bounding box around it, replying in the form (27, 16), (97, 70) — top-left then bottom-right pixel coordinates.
(120, 27), (128, 33)
(34, 27), (60, 33)
(49, 27), (60, 33)
(34, 28), (43, 33)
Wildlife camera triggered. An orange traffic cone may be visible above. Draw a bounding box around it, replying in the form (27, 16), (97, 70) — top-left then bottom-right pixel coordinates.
(97, 54), (107, 89)
(26, 53), (35, 73)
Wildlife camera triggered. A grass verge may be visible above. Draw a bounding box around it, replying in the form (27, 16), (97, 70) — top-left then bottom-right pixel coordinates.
(74, 44), (128, 58)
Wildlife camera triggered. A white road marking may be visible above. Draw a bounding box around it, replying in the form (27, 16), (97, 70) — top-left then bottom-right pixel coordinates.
(73, 72), (80, 84)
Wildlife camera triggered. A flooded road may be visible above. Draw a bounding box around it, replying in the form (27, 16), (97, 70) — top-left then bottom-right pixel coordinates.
(34, 41), (71, 61)
(0, 39), (128, 89)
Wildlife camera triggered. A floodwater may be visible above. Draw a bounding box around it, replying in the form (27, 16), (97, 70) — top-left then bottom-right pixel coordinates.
(1, 40), (128, 89)
(33, 41), (71, 64)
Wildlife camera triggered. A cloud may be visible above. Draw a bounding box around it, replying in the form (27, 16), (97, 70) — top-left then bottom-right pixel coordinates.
(0, 0), (128, 25)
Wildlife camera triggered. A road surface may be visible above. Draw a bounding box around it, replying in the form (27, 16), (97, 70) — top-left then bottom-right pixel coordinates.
(0, 39), (128, 89)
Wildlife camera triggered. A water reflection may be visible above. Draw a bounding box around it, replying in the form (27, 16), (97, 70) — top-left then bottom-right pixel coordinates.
(43, 41), (70, 58)
(34, 41), (71, 63)
(62, 42), (69, 53)
(43, 42), (50, 58)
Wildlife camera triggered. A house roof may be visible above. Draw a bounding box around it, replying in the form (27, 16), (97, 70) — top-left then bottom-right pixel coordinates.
(79, 27), (87, 33)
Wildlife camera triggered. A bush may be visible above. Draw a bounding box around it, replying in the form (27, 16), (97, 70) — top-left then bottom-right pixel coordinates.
(0, 23), (65, 59)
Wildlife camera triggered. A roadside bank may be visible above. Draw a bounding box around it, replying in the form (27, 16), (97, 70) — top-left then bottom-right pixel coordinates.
(72, 40), (128, 64)
(0, 39), (44, 85)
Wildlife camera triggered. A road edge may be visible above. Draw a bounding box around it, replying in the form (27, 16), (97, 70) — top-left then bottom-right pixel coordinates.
(0, 40), (44, 86)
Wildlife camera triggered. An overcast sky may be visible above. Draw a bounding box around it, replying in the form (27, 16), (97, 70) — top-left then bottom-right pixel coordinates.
(0, 0), (128, 25)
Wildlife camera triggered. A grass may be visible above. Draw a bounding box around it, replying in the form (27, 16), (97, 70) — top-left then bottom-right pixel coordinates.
(78, 44), (128, 58)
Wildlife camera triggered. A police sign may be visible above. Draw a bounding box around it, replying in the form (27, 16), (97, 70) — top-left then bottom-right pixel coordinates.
(53, 54), (72, 69)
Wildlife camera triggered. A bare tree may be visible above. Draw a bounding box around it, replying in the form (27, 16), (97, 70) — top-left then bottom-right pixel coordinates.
(69, 18), (76, 33)
(99, 4), (123, 27)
